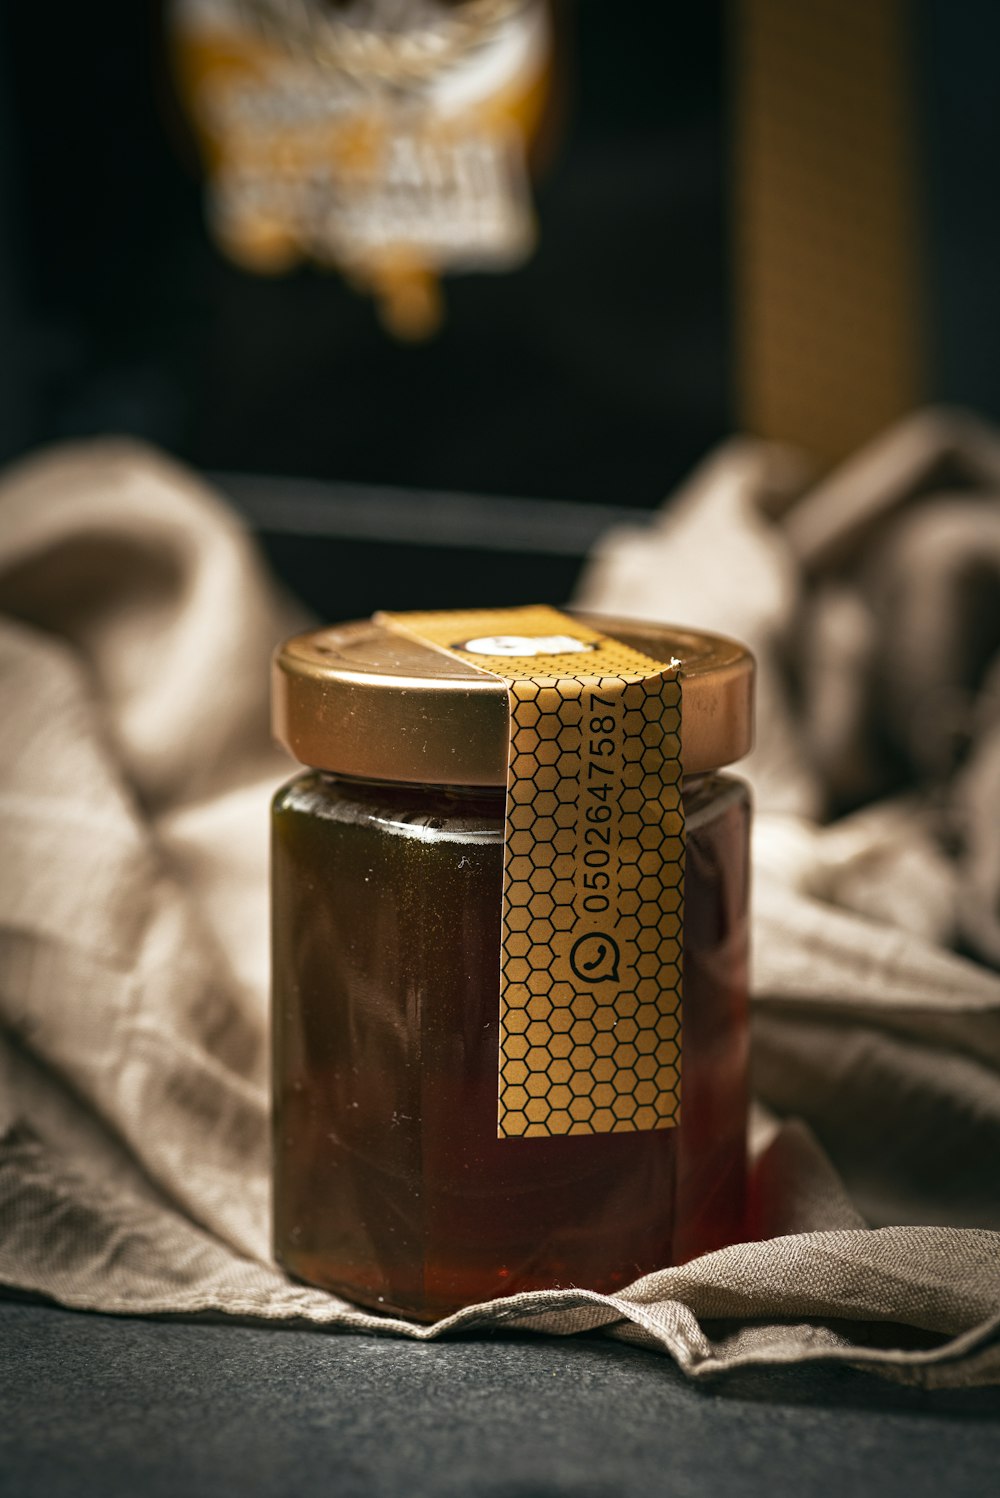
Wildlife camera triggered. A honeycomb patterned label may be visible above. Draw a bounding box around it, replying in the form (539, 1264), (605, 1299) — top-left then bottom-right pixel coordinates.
(379, 606), (683, 1139)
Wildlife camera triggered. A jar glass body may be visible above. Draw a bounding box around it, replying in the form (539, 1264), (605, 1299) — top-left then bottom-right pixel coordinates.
(271, 768), (750, 1320)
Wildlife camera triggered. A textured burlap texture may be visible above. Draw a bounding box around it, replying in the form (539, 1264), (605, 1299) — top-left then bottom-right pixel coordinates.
(1, 426), (998, 1386)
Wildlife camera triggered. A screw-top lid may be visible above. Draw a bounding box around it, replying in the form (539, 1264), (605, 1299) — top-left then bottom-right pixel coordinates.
(272, 612), (755, 785)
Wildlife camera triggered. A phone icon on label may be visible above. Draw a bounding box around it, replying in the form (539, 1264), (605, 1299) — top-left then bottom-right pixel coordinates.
(569, 932), (621, 985)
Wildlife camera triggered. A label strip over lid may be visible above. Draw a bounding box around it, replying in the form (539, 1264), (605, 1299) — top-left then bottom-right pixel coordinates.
(379, 606), (683, 1140)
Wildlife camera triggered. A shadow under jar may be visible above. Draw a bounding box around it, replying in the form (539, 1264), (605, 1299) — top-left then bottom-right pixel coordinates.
(271, 614), (753, 1320)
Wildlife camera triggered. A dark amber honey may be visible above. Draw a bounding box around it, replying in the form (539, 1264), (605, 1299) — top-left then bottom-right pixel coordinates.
(271, 769), (749, 1319)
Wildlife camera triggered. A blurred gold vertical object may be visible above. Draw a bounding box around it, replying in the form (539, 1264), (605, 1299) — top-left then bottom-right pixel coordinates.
(733, 0), (923, 465)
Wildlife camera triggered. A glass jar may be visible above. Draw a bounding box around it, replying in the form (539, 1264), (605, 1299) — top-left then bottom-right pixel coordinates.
(271, 614), (753, 1320)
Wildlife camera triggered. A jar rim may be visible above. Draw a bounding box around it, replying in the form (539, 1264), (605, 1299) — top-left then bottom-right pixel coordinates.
(273, 611), (755, 786)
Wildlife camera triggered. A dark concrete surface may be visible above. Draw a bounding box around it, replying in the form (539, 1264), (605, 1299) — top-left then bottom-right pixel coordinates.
(1, 1300), (999, 1498)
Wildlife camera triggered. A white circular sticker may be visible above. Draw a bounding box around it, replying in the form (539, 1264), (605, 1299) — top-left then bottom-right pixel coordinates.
(458, 634), (597, 657)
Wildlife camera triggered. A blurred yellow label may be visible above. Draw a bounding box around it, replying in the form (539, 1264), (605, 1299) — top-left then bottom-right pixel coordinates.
(380, 606), (684, 1140)
(171, 0), (551, 338)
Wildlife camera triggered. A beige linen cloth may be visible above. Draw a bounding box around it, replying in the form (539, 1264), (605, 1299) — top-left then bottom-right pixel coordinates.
(1, 423), (999, 1388)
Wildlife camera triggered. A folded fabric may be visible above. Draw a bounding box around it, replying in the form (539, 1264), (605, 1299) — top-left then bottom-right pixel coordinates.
(1, 429), (998, 1387)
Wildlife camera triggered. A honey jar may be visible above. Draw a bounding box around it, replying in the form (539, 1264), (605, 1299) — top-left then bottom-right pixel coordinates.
(271, 609), (753, 1318)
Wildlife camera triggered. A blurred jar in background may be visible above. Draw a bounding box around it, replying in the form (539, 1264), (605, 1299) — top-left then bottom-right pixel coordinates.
(170, 0), (562, 340)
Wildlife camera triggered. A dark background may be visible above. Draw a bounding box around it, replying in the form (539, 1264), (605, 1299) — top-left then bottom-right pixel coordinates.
(3, 1301), (1000, 1498)
(1, 1), (999, 616)
(0, 2), (729, 508)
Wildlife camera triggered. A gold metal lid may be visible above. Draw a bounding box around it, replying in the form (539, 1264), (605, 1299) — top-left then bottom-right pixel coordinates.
(273, 612), (755, 785)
